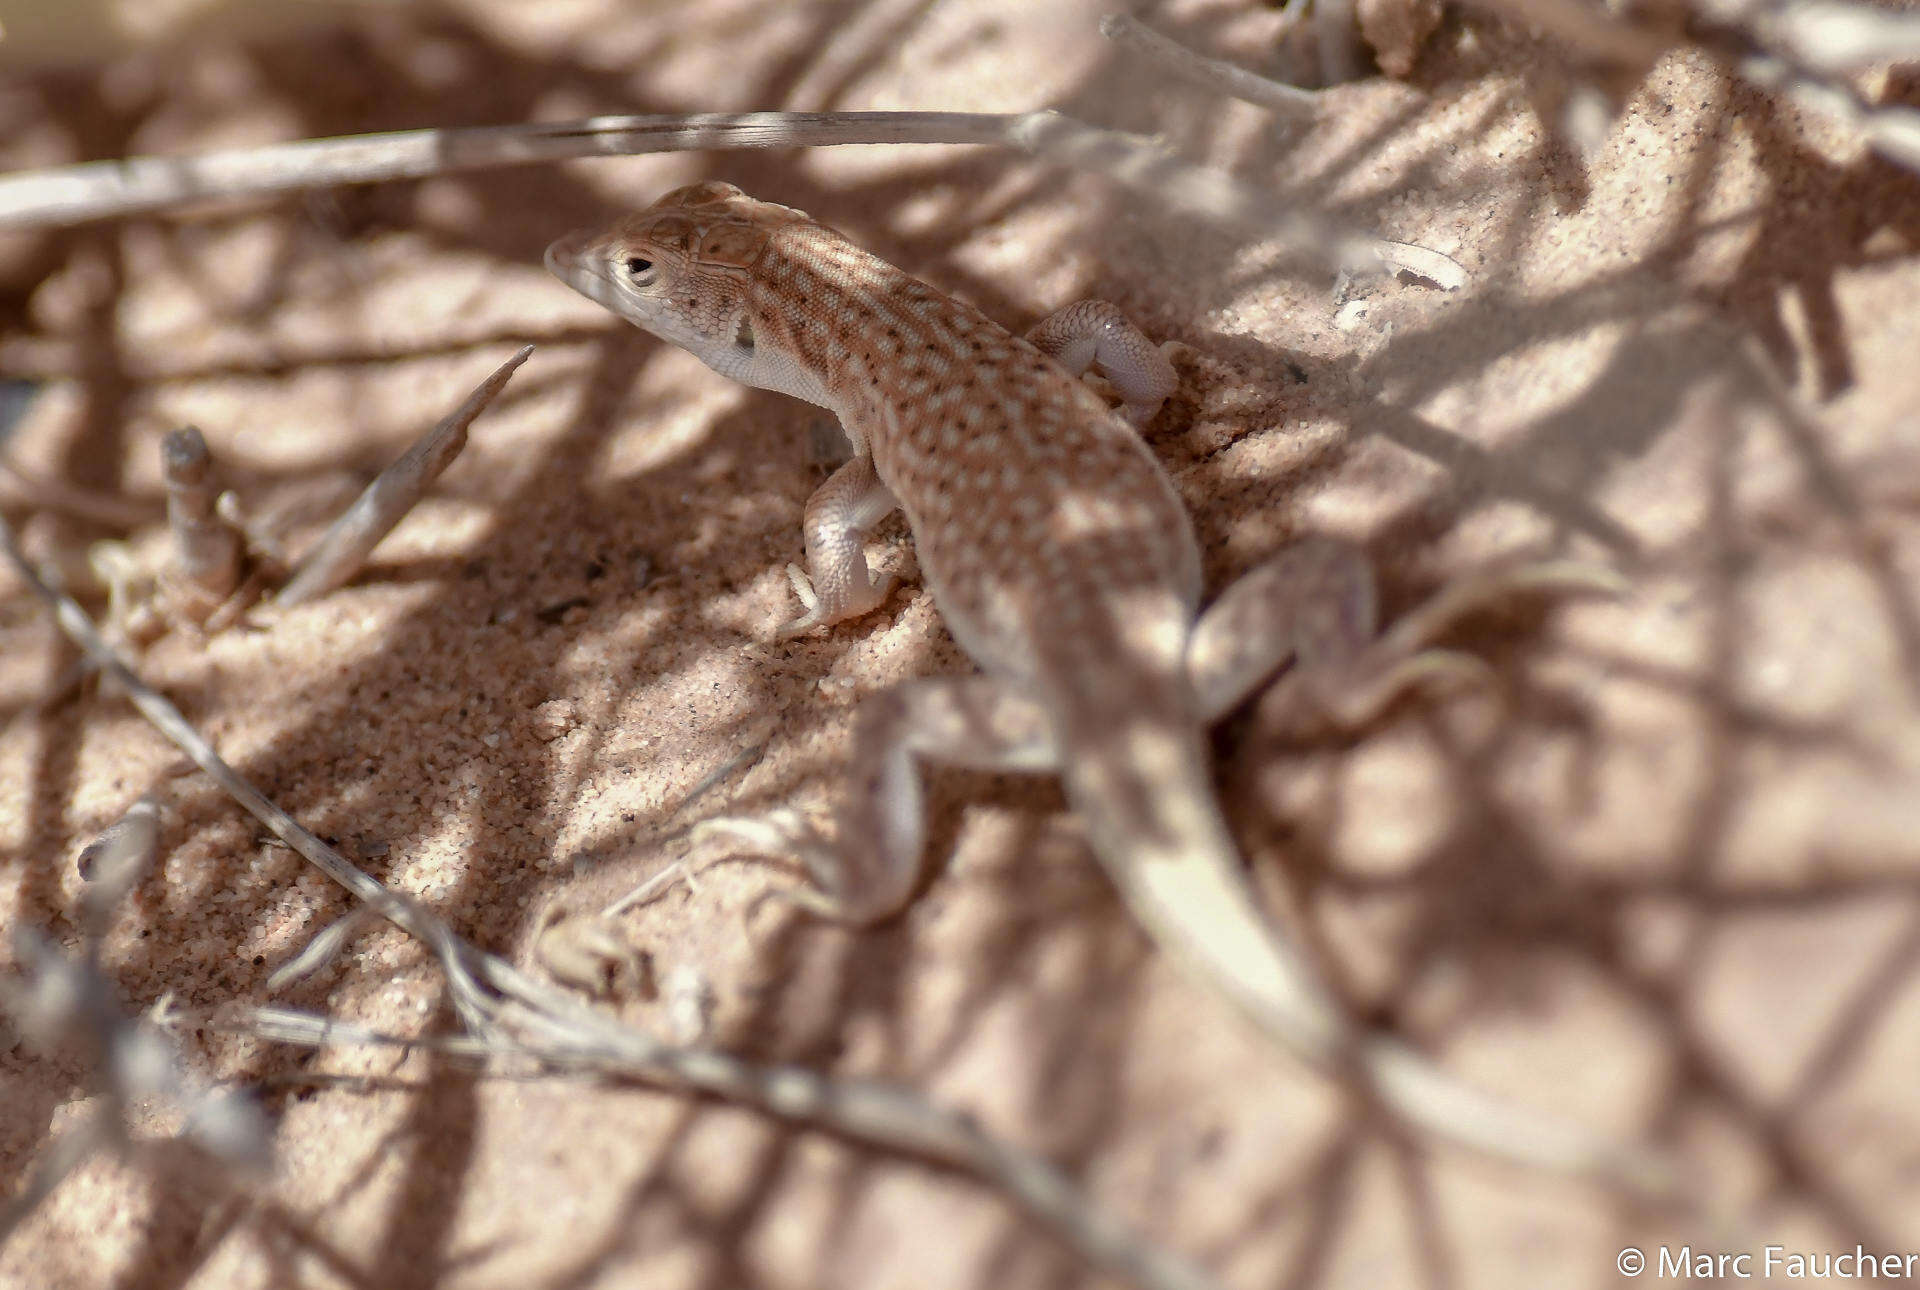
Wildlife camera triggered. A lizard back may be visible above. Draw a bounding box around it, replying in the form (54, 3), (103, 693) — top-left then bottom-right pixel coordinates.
(745, 209), (1204, 687)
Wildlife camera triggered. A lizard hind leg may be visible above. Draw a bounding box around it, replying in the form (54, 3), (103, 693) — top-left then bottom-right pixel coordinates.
(1187, 538), (1624, 736)
(691, 675), (1058, 925)
(1288, 555), (1626, 734)
(1026, 299), (1179, 426)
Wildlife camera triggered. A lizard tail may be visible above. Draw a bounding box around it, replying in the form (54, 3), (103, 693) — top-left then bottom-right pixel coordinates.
(1058, 721), (1672, 1194)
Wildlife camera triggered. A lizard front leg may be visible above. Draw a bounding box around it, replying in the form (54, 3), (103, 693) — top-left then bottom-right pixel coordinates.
(694, 675), (1057, 924)
(780, 451), (901, 636)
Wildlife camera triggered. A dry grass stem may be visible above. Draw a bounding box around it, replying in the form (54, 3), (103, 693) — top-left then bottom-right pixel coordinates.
(1, 801), (270, 1243)
(160, 426), (243, 613)
(276, 345), (531, 607)
(0, 108), (1448, 283)
(0, 510), (1225, 1290)
(1099, 12), (1322, 116)
(0, 456), (156, 529)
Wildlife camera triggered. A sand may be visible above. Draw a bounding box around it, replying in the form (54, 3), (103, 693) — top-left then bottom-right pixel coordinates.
(3, 1), (1920, 1286)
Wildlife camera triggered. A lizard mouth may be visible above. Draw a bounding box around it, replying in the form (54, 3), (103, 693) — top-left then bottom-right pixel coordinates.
(544, 229), (623, 313)
(543, 229), (598, 282)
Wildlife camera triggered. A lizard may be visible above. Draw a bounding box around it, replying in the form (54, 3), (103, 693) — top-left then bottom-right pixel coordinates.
(545, 181), (1658, 1189)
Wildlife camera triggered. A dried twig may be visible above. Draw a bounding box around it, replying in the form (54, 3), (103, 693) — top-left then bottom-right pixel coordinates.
(1463, 0), (1672, 68)
(160, 426), (243, 614)
(264, 907), (383, 992)
(0, 796), (270, 1244)
(0, 109), (1449, 284)
(1699, 0), (1920, 75)
(658, 715), (775, 825)
(0, 513), (493, 1025)
(0, 457), (156, 529)
(1312, 0), (1367, 85)
(602, 862), (694, 920)
(73, 791), (161, 889)
(234, 1006), (496, 1062)
(0, 113), (1032, 229)
(1099, 13), (1322, 117)
(276, 345), (530, 607)
(0, 510), (1224, 1290)
(1467, 0), (1920, 176)
(1725, 44), (1920, 173)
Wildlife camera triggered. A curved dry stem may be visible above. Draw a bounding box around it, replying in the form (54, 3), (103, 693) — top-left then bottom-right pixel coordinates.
(0, 510), (1223, 1290)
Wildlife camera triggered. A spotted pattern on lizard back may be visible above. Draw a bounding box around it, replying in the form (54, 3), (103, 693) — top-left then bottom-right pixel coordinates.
(576, 185), (1196, 686)
(544, 183), (1662, 1191)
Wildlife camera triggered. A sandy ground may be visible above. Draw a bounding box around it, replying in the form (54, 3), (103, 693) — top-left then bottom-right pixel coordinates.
(3, 1), (1920, 1287)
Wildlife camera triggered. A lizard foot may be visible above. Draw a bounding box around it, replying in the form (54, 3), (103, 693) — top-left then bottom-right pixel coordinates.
(1264, 558), (1623, 739)
(1376, 558), (1626, 660)
(690, 808), (857, 920)
(775, 563), (898, 638)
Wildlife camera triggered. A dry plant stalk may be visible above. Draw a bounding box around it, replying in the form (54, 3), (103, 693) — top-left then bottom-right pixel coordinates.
(0, 792), (269, 1245)
(0, 511), (1226, 1290)
(1467, 0), (1920, 174)
(0, 109), (1458, 285)
(159, 426), (243, 617)
(72, 791), (161, 886)
(1099, 12), (1323, 116)
(0, 457), (155, 529)
(276, 345), (531, 607)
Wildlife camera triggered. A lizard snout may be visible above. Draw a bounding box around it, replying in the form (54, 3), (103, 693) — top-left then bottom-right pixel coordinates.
(543, 229), (594, 280)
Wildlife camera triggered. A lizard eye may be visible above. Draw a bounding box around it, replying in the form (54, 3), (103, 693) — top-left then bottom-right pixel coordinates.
(624, 256), (655, 280)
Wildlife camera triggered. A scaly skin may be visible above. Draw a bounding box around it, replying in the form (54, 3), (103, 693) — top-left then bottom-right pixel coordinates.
(546, 182), (1662, 1189)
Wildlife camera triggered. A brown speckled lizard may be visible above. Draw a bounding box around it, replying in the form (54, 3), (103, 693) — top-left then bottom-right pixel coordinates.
(546, 181), (1655, 1188)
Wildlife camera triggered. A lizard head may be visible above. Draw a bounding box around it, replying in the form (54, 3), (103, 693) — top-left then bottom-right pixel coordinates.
(545, 182), (808, 380)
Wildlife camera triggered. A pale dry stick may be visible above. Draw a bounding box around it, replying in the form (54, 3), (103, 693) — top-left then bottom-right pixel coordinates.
(0, 457), (156, 529)
(0, 109), (1455, 286)
(202, 493), (293, 633)
(0, 513), (1223, 1290)
(237, 1006), (497, 1063)
(602, 861), (692, 919)
(595, 718), (776, 919)
(0, 799), (270, 1243)
(0, 513), (498, 1035)
(1099, 12), (1323, 117)
(1691, 0), (1920, 172)
(656, 714), (777, 825)
(1459, 0), (1672, 69)
(0, 113), (1031, 228)
(1725, 45), (1920, 172)
(215, 492), (278, 560)
(548, 183), (1661, 1192)
(1467, 0), (1920, 175)
(265, 906), (384, 992)
(480, 964), (1223, 1290)
(161, 426), (243, 609)
(277, 345), (531, 607)
(1311, 0), (1366, 85)
(1697, 0), (1920, 75)
(231, 989), (1205, 1290)
(73, 790), (162, 887)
